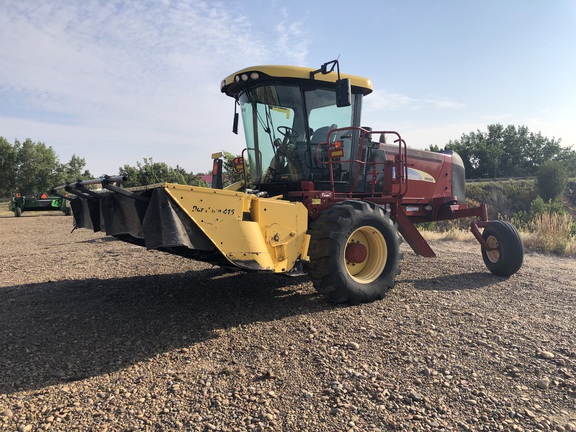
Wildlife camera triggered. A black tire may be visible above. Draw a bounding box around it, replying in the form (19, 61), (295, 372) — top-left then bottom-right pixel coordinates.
(481, 221), (524, 277)
(14, 207), (22, 217)
(307, 201), (402, 304)
(64, 207), (72, 216)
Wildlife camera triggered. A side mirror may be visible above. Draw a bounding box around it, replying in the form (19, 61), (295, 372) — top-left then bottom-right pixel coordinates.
(336, 78), (351, 107)
(232, 112), (239, 135)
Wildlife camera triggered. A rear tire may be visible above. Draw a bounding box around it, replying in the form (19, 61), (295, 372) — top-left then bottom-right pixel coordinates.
(481, 221), (524, 277)
(307, 201), (402, 304)
(14, 207), (22, 217)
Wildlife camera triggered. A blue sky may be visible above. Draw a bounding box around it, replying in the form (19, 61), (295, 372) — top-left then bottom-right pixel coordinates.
(1, 0), (575, 176)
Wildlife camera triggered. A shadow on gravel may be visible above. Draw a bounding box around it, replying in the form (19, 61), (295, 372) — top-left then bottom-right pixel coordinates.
(408, 272), (502, 291)
(77, 236), (123, 243)
(0, 268), (328, 394)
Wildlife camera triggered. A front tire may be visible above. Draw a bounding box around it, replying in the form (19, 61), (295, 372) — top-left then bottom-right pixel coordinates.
(307, 201), (402, 304)
(481, 221), (524, 277)
(14, 207), (22, 217)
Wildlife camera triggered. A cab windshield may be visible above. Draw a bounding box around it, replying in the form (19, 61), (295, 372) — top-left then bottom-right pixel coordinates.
(238, 83), (358, 185)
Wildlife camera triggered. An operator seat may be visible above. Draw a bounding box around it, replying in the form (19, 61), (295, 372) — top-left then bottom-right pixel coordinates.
(309, 124), (338, 181)
(365, 133), (388, 191)
(311, 124), (338, 145)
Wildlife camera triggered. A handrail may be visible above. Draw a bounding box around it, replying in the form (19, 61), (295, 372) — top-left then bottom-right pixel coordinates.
(313, 126), (408, 199)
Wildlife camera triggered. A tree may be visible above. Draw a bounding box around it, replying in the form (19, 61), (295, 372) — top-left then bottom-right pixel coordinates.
(14, 139), (60, 194)
(173, 165), (198, 186)
(536, 160), (568, 202)
(119, 158), (187, 187)
(426, 144), (442, 152)
(557, 148), (576, 177)
(0, 136), (18, 197)
(222, 151), (244, 185)
(445, 124), (572, 179)
(0, 136), (91, 196)
(54, 154), (93, 187)
(16, 138), (58, 194)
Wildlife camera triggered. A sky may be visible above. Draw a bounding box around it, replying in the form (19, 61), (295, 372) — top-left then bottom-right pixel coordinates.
(1, 0), (575, 177)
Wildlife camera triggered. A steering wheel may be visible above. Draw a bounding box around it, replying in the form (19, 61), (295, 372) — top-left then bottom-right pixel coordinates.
(277, 126), (299, 140)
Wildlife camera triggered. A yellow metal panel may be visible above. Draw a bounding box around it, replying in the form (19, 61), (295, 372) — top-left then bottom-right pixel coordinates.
(163, 184), (309, 273)
(249, 198), (309, 272)
(225, 221), (276, 270)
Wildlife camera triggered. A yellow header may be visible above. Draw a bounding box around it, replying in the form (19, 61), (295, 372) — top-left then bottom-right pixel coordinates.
(221, 65), (373, 97)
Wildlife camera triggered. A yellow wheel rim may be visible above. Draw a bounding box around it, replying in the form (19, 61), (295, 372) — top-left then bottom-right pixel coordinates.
(486, 235), (500, 263)
(345, 226), (387, 284)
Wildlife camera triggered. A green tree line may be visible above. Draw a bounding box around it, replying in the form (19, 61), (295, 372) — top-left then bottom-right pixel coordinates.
(430, 124), (576, 179)
(3, 125), (574, 197)
(0, 136), (242, 197)
(0, 137), (93, 197)
(119, 152), (242, 188)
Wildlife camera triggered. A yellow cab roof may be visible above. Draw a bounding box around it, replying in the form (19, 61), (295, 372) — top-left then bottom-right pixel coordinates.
(221, 65), (373, 97)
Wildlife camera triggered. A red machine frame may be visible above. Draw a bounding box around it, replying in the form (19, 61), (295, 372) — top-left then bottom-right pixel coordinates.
(285, 126), (495, 258)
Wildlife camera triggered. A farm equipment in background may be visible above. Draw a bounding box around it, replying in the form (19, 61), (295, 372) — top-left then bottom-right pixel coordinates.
(54, 60), (524, 304)
(9, 192), (71, 217)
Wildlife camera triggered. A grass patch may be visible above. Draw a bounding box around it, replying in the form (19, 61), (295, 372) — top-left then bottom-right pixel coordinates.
(419, 213), (576, 257)
(420, 228), (475, 242)
(0, 201), (12, 216)
(466, 179), (537, 219)
(520, 213), (576, 255)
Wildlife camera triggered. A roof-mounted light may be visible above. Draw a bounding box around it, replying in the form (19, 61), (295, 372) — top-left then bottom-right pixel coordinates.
(241, 73), (248, 81)
(250, 72), (259, 80)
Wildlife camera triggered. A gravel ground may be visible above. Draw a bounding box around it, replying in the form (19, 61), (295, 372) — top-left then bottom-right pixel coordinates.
(0, 213), (575, 432)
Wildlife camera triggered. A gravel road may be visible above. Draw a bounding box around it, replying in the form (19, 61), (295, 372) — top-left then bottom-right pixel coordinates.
(1, 213), (575, 431)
